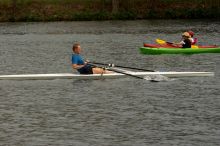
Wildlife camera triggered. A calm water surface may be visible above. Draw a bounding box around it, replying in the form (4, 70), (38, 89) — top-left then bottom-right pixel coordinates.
(0, 20), (220, 146)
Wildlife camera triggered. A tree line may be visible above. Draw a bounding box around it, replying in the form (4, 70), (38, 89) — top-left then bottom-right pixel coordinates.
(0, 0), (219, 21)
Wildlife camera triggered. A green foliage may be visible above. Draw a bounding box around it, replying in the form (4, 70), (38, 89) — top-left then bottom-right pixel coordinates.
(71, 11), (109, 21)
(0, 0), (219, 21)
(19, 14), (41, 22)
(112, 11), (136, 20)
(147, 10), (160, 19)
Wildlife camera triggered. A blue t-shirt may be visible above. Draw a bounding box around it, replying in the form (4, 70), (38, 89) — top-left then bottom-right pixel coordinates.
(72, 54), (94, 74)
(72, 54), (84, 65)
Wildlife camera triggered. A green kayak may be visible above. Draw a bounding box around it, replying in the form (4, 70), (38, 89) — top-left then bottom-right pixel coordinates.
(139, 47), (220, 55)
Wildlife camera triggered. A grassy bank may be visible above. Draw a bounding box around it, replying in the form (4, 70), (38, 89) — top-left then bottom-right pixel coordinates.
(0, 0), (219, 22)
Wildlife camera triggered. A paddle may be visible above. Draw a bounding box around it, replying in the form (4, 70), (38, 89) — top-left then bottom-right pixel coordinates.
(156, 39), (173, 45)
(156, 38), (199, 48)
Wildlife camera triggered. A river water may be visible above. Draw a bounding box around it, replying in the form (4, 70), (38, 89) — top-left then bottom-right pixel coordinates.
(0, 20), (220, 146)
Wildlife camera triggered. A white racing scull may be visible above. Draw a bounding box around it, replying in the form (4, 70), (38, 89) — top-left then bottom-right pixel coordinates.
(0, 68), (214, 80)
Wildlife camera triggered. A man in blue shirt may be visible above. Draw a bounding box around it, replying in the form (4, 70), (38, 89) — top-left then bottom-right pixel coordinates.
(72, 43), (111, 74)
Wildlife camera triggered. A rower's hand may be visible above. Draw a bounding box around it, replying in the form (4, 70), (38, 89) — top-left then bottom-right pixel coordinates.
(85, 59), (90, 64)
(108, 64), (115, 67)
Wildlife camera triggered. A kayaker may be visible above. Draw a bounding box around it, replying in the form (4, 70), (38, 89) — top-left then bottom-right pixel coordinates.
(173, 32), (192, 48)
(188, 30), (197, 45)
(72, 43), (111, 74)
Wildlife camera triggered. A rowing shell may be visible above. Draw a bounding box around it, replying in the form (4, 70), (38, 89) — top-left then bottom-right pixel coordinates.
(0, 71), (214, 80)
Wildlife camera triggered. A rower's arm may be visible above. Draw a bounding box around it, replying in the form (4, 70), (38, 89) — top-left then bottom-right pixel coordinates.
(72, 64), (85, 70)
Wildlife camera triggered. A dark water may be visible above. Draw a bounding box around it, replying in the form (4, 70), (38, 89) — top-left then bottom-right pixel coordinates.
(0, 20), (220, 146)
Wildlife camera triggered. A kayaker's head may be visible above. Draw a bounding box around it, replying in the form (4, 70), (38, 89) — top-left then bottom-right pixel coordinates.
(188, 30), (194, 37)
(182, 32), (190, 38)
(72, 43), (81, 54)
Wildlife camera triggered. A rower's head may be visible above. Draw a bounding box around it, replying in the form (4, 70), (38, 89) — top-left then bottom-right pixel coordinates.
(182, 32), (190, 38)
(72, 43), (81, 54)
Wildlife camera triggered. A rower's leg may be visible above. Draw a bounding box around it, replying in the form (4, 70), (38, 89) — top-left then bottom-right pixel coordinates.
(92, 67), (112, 74)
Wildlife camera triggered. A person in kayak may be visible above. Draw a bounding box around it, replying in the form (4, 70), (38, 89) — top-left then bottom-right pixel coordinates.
(188, 30), (197, 45)
(72, 43), (111, 74)
(173, 32), (192, 48)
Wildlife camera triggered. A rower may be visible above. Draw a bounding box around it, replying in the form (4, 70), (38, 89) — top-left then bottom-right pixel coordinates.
(71, 43), (111, 74)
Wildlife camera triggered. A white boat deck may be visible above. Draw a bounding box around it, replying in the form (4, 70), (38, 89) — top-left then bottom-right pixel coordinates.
(0, 71), (214, 80)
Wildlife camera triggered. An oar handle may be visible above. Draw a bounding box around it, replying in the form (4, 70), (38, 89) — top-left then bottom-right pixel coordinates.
(90, 62), (155, 72)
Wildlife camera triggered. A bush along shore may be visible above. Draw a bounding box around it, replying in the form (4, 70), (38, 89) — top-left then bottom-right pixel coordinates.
(0, 0), (219, 22)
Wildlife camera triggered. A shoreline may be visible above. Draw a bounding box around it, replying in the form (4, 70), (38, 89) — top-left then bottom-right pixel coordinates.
(0, 0), (219, 22)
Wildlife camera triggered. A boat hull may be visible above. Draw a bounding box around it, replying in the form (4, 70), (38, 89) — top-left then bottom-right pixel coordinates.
(144, 43), (219, 48)
(140, 47), (220, 55)
(0, 72), (214, 80)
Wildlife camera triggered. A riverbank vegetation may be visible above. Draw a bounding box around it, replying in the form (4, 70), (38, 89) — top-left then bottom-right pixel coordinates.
(0, 0), (219, 22)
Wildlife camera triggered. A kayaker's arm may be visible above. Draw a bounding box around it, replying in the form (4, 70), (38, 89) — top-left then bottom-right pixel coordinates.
(171, 42), (182, 48)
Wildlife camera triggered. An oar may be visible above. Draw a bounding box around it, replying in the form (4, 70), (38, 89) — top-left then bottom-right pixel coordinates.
(89, 62), (155, 72)
(89, 62), (169, 82)
(106, 67), (146, 80)
(106, 67), (169, 82)
(156, 38), (198, 48)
